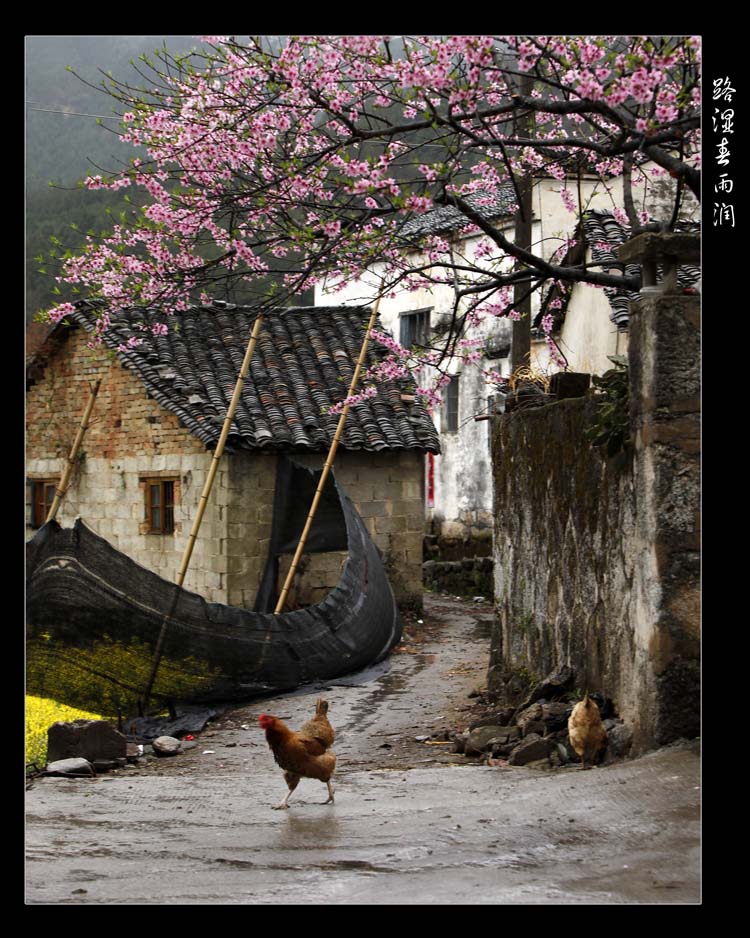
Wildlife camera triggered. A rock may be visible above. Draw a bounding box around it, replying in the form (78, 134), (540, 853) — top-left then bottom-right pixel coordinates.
(451, 732), (469, 754)
(469, 708), (515, 730)
(515, 702), (543, 732)
(92, 759), (126, 772)
(540, 701), (573, 732)
(517, 666), (576, 710)
(522, 720), (547, 737)
(464, 725), (510, 756)
(45, 758), (95, 777)
(605, 720), (633, 760)
(47, 719), (127, 765)
(508, 733), (553, 766)
(152, 736), (182, 757)
(524, 757), (555, 771)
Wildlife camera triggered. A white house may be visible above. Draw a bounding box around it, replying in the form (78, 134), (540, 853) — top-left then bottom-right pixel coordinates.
(315, 171), (699, 548)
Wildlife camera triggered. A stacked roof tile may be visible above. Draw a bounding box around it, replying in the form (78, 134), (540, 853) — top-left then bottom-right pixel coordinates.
(67, 302), (440, 454)
(582, 210), (701, 328)
(398, 188), (516, 241)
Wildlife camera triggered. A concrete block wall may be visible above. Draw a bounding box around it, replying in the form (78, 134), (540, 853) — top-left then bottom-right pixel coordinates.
(291, 449), (426, 610)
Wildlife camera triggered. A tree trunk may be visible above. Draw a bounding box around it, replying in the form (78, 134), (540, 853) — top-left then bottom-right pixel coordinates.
(511, 73), (534, 374)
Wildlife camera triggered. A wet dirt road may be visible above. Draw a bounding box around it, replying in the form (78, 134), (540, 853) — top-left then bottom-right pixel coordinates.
(25, 594), (701, 905)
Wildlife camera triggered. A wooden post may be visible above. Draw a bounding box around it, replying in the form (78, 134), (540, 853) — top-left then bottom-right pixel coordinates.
(46, 378), (101, 524)
(139, 312), (265, 713)
(274, 297), (382, 614)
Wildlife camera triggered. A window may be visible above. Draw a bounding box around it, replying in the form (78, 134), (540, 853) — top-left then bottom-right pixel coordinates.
(145, 479), (175, 534)
(443, 375), (459, 431)
(30, 479), (58, 528)
(399, 308), (431, 348)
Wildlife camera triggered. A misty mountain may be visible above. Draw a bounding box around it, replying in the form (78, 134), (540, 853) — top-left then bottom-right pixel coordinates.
(25, 36), (204, 319)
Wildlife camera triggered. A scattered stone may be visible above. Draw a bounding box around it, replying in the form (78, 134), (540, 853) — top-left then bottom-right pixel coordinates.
(415, 735), (430, 742)
(45, 758), (95, 777)
(152, 736), (182, 757)
(517, 666), (576, 710)
(524, 757), (555, 771)
(540, 701), (573, 732)
(47, 719), (126, 765)
(472, 596), (485, 604)
(508, 733), (553, 766)
(522, 720), (547, 737)
(92, 758), (126, 772)
(469, 708), (515, 730)
(451, 732), (469, 754)
(464, 725), (511, 756)
(604, 720), (633, 760)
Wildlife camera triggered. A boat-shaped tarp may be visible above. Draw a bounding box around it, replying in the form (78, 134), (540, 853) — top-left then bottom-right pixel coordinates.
(26, 458), (402, 713)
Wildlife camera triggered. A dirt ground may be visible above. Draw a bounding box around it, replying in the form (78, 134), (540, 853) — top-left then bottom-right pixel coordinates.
(25, 593), (701, 905)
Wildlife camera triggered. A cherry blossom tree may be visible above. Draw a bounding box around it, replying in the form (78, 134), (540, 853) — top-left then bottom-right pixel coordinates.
(44, 35), (701, 398)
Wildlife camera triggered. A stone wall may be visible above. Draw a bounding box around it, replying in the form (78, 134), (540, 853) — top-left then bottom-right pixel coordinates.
(27, 326), (426, 610)
(490, 290), (699, 753)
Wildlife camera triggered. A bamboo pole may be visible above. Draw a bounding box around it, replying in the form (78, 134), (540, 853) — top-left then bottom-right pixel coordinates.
(274, 297), (382, 615)
(175, 312), (266, 587)
(139, 313), (265, 713)
(46, 378), (101, 524)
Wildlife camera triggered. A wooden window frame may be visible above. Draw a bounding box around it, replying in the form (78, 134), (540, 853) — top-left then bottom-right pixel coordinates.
(443, 375), (459, 432)
(144, 478), (176, 535)
(30, 478), (59, 528)
(399, 307), (431, 349)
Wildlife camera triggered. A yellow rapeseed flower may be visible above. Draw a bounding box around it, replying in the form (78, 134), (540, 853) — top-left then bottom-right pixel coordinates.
(25, 696), (104, 767)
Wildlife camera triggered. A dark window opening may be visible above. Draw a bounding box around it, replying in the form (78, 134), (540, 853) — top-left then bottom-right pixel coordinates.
(399, 308), (431, 348)
(145, 479), (175, 534)
(444, 376), (459, 432)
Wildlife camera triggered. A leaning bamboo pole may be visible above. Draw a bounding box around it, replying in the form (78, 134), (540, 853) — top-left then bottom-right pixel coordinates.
(140, 313), (265, 713)
(274, 297), (382, 615)
(46, 378), (102, 524)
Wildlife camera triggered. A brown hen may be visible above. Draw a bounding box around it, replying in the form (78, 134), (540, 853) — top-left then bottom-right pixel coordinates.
(567, 692), (607, 770)
(258, 698), (336, 809)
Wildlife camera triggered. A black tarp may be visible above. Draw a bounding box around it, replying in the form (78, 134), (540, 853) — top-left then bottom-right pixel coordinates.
(26, 459), (402, 715)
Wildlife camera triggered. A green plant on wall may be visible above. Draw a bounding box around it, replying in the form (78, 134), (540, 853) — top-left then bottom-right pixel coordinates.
(585, 356), (631, 460)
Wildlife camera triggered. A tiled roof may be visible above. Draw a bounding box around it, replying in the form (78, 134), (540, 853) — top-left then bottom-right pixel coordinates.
(582, 211), (701, 328)
(398, 188), (516, 241)
(66, 302), (440, 454)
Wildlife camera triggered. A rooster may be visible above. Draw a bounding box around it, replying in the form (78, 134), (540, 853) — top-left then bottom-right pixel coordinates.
(567, 692), (607, 770)
(258, 698), (336, 810)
